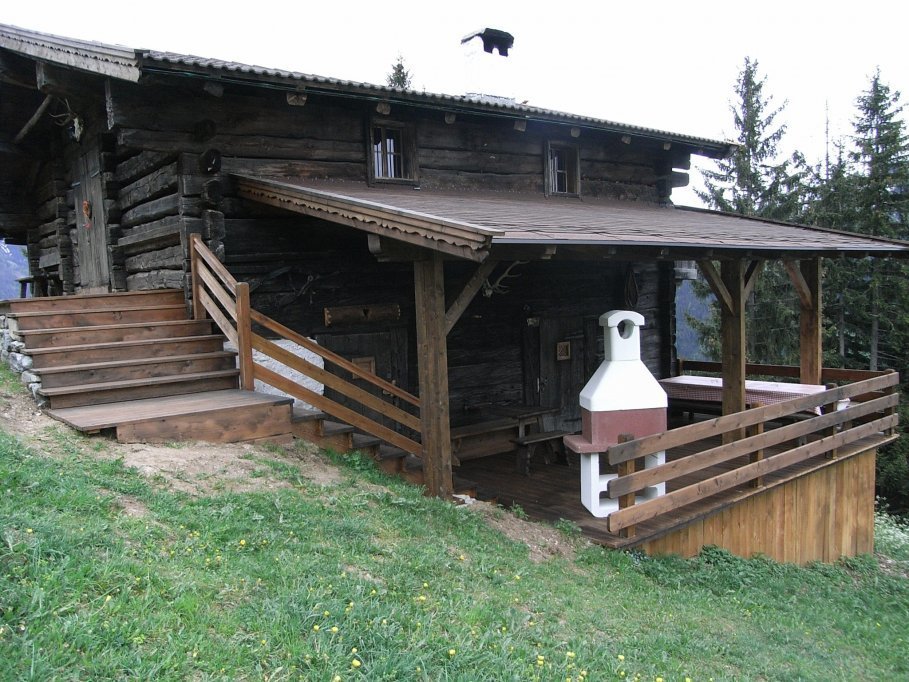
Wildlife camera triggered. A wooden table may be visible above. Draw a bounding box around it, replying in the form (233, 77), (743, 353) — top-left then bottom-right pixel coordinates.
(485, 405), (560, 437)
(450, 405), (561, 464)
(659, 376), (827, 415)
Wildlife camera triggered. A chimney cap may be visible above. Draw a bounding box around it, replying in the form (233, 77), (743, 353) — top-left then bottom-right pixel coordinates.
(461, 28), (514, 56)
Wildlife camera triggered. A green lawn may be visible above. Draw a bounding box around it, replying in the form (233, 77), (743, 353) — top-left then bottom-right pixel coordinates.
(1, 397), (907, 680)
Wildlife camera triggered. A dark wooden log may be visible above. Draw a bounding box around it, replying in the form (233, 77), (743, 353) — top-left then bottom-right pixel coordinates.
(126, 244), (184, 273)
(117, 127), (366, 161)
(115, 150), (175, 185)
(120, 194), (202, 228)
(127, 269), (186, 290)
(118, 161), (179, 209)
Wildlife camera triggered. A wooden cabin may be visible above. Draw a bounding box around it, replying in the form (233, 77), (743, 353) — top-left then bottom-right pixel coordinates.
(2, 24), (907, 563)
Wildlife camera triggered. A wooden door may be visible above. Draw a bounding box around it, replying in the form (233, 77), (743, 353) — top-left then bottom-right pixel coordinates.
(316, 328), (409, 430)
(527, 317), (598, 432)
(72, 147), (110, 293)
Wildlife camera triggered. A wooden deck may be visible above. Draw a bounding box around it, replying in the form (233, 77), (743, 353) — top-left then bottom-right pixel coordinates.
(457, 422), (893, 555)
(48, 389), (295, 444)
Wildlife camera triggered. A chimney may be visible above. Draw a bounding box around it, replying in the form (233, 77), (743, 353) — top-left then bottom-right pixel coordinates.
(461, 28), (516, 105)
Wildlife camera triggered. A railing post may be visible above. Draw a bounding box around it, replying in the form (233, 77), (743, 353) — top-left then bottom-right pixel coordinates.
(189, 235), (204, 320)
(235, 281), (255, 390)
(823, 382), (840, 458)
(748, 404), (765, 488)
(884, 369), (899, 436)
(616, 433), (636, 539)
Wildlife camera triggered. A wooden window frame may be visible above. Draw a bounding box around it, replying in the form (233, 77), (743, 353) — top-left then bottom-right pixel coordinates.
(368, 120), (418, 185)
(545, 141), (580, 196)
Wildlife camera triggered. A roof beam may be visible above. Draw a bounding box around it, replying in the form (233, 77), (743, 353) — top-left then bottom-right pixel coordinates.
(698, 259), (733, 316)
(743, 259), (764, 301)
(444, 259), (499, 335)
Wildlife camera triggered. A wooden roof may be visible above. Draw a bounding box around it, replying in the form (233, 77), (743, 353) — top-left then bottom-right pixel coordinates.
(233, 176), (909, 262)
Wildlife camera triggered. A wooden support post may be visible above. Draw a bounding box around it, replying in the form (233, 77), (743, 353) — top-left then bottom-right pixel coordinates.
(414, 253), (454, 498)
(721, 260), (746, 440)
(235, 281), (255, 391)
(786, 259), (823, 385)
(616, 434), (636, 539)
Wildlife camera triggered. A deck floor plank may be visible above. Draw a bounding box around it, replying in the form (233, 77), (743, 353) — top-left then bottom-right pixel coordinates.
(47, 389), (293, 431)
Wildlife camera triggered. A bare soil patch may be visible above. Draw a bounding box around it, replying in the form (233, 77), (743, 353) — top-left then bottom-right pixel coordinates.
(470, 500), (579, 563)
(1, 378), (572, 559)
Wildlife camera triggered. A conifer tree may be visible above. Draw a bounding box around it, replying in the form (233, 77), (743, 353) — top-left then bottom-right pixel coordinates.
(847, 71), (909, 371)
(386, 56), (412, 89)
(690, 58), (803, 364)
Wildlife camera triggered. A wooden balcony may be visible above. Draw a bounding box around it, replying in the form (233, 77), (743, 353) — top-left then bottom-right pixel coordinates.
(459, 368), (899, 564)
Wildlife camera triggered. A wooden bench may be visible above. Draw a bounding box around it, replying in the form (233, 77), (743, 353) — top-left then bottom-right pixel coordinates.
(512, 430), (569, 475)
(450, 418), (520, 462)
(17, 274), (62, 298)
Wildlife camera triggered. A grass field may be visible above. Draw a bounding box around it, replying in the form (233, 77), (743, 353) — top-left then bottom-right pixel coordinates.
(1, 375), (907, 680)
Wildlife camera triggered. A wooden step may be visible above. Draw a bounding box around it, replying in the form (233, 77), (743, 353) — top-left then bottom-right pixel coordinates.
(38, 352), (238, 388)
(39, 369), (240, 408)
(375, 444), (408, 475)
(351, 433), (382, 457)
(2, 289), (183, 314)
(47, 389), (294, 444)
(292, 411), (356, 450)
(7, 303), (187, 331)
(26, 335), (227, 369)
(17, 319), (215, 349)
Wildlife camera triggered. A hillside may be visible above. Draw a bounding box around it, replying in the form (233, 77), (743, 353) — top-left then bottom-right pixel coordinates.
(0, 367), (907, 680)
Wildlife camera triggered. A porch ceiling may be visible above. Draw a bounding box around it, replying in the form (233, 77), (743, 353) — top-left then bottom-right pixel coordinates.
(233, 175), (909, 262)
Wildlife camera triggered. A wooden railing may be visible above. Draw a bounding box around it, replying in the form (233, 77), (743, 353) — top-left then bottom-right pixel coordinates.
(603, 370), (900, 536)
(189, 234), (254, 389)
(189, 234), (423, 456)
(676, 359), (890, 384)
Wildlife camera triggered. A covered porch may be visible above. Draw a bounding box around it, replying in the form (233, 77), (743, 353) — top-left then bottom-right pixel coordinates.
(203, 176), (908, 560)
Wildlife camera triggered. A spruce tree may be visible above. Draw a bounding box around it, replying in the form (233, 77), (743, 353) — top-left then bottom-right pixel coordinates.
(848, 71), (909, 371)
(386, 56), (412, 89)
(690, 58), (803, 364)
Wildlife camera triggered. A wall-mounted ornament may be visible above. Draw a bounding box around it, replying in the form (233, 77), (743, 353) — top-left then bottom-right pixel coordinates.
(556, 341), (571, 361)
(623, 265), (639, 308)
(82, 200), (92, 230)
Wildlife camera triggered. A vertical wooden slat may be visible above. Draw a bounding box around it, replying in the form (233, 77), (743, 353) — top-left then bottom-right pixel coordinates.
(414, 253), (453, 498)
(190, 235), (204, 320)
(235, 281), (254, 390)
(721, 260), (746, 442)
(748, 409), (764, 488)
(616, 433), (636, 539)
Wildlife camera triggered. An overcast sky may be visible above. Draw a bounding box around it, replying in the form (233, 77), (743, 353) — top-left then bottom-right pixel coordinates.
(4, 1), (907, 206)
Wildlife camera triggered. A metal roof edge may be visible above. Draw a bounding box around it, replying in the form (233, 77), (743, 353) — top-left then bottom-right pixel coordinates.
(674, 205), (909, 253)
(0, 23), (141, 82)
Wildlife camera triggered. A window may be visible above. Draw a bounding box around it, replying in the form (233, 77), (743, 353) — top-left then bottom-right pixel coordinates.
(546, 142), (580, 195)
(370, 123), (416, 183)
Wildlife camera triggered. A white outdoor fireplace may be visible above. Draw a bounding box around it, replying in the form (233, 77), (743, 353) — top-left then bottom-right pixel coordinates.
(564, 310), (668, 518)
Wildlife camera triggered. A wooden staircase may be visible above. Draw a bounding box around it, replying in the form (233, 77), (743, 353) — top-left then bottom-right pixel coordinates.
(3, 289), (294, 444)
(3, 284), (477, 495)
